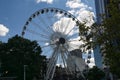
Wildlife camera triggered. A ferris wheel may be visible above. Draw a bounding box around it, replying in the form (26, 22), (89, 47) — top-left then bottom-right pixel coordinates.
(21, 7), (87, 80)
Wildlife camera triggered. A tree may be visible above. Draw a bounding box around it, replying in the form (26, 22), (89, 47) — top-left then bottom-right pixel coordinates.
(86, 0), (120, 78)
(0, 35), (47, 80)
(78, 0), (120, 78)
(85, 66), (105, 80)
(97, 0), (120, 78)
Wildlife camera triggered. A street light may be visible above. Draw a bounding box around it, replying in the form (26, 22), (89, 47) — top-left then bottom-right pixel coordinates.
(24, 65), (27, 80)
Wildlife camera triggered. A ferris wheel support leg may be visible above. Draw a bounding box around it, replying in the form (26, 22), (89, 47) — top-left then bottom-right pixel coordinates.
(64, 51), (73, 74)
(50, 54), (58, 80)
(46, 57), (57, 80)
(47, 52), (56, 73)
(60, 52), (71, 75)
(45, 58), (56, 80)
(45, 48), (59, 80)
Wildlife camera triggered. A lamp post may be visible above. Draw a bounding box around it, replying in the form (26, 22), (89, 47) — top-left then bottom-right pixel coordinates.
(0, 61), (1, 77)
(24, 65), (27, 80)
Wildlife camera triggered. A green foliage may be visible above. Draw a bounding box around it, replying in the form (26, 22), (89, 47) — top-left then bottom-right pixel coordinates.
(97, 1), (120, 78)
(85, 66), (105, 80)
(78, 0), (120, 78)
(78, 23), (93, 52)
(84, 0), (120, 78)
(0, 35), (47, 80)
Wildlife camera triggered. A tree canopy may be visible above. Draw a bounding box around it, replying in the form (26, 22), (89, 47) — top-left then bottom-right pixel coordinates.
(0, 35), (47, 80)
(85, 66), (105, 80)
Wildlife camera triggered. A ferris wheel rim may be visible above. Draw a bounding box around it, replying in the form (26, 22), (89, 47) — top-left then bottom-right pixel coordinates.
(21, 7), (87, 80)
(21, 7), (82, 37)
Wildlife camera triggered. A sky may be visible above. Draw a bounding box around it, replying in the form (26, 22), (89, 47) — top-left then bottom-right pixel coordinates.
(0, 0), (96, 67)
(0, 0), (95, 41)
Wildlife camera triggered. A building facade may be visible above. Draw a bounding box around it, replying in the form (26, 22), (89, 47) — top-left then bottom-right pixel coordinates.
(94, 0), (106, 68)
(95, 0), (106, 24)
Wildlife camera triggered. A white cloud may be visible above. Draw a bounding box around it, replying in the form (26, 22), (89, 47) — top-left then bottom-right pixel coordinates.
(66, 0), (95, 27)
(0, 24), (9, 36)
(36, 0), (53, 4)
(66, 1), (88, 9)
(77, 10), (95, 27)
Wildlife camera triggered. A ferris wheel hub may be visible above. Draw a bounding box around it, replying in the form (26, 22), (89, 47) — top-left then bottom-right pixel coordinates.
(59, 37), (65, 44)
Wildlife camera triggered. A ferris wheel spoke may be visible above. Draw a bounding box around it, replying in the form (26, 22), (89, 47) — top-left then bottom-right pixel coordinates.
(41, 43), (55, 48)
(30, 20), (51, 35)
(66, 27), (74, 37)
(59, 18), (64, 32)
(47, 11), (57, 24)
(68, 39), (80, 42)
(63, 19), (71, 34)
(36, 39), (49, 43)
(51, 13), (61, 32)
(26, 28), (50, 39)
(38, 16), (54, 33)
(56, 23), (61, 32)
(46, 13), (54, 24)
(45, 12), (56, 32)
(67, 33), (79, 39)
(52, 18), (61, 32)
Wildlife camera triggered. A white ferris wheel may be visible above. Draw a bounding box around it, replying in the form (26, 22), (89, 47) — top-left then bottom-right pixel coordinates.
(21, 7), (89, 80)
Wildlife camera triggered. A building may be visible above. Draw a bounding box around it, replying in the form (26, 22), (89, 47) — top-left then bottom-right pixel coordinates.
(94, 0), (106, 68)
(94, 0), (115, 68)
(95, 0), (106, 24)
(94, 0), (115, 80)
(67, 49), (86, 72)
